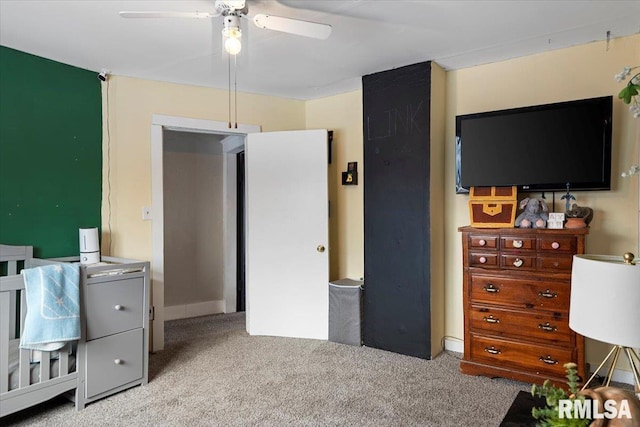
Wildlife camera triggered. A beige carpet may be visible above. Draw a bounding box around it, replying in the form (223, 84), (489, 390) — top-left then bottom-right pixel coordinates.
(3, 313), (530, 426)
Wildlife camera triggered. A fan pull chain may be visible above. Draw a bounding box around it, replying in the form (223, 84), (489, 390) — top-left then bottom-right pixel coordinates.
(228, 52), (232, 129)
(234, 54), (238, 128)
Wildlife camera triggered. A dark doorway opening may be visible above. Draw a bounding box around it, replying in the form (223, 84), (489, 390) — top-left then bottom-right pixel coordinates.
(236, 151), (246, 312)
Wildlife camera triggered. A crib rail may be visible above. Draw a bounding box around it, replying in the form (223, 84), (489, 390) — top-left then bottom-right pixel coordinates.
(0, 244), (33, 271)
(1, 245), (32, 342)
(0, 244), (78, 417)
(0, 260), (69, 394)
(0, 275), (19, 393)
(0, 245), (32, 395)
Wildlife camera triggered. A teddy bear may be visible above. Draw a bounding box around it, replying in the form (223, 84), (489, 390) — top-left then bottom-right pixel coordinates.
(566, 203), (594, 226)
(514, 197), (549, 228)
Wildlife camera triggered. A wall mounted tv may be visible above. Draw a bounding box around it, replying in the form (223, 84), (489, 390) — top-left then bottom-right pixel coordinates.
(456, 96), (612, 193)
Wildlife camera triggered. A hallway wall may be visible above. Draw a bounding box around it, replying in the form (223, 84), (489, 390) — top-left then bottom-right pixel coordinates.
(163, 131), (225, 319)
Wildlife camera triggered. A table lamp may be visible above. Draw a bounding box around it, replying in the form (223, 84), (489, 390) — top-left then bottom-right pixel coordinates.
(570, 253), (640, 396)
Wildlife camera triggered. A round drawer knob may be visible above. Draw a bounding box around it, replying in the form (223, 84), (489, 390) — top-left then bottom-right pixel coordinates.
(551, 242), (560, 249)
(479, 256), (487, 264)
(513, 258), (524, 267)
(478, 239), (486, 246)
(512, 240), (523, 248)
(114, 359), (124, 365)
(114, 304), (124, 311)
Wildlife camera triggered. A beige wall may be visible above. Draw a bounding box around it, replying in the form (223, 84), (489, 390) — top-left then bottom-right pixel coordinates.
(101, 76), (306, 262)
(301, 35), (639, 371)
(305, 91), (364, 281)
(104, 34), (639, 373)
(444, 35), (640, 370)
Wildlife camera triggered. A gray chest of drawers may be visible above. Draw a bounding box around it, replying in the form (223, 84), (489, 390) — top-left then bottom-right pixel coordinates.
(77, 258), (150, 408)
(33, 256), (150, 408)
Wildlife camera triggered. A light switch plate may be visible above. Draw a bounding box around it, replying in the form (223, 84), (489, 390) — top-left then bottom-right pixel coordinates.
(142, 206), (152, 220)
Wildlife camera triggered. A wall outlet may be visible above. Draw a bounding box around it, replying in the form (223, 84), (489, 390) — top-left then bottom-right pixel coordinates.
(142, 206), (152, 220)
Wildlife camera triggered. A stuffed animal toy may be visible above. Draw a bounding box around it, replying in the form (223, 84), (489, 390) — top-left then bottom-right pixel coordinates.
(566, 203), (594, 226)
(514, 197), (549, 228)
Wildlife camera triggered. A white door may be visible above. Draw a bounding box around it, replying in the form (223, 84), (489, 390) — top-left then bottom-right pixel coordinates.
(245, 129), (329, 339)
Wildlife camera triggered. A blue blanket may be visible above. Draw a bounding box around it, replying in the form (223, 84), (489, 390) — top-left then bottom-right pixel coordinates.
(19, 264), (80, 352)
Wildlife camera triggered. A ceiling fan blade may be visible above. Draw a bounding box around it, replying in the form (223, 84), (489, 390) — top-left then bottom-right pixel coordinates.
(253, 14), (331, 40)
(119, 11), (218, 19)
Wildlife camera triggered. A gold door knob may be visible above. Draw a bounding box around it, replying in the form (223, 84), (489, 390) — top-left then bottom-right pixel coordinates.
(317, 245), (325, 253)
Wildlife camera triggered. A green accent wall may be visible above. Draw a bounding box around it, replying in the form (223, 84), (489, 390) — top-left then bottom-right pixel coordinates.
(0, 47), (102, 258)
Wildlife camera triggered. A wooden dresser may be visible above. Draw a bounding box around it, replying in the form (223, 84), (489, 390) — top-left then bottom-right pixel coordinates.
(458, 226), (588, 387)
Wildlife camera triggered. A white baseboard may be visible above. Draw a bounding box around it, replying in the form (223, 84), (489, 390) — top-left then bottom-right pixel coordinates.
(444, 338), (635, 387)
(165, 300), (225, 321)
(444, 337), (464, 354)
(608, 367), (635, 386)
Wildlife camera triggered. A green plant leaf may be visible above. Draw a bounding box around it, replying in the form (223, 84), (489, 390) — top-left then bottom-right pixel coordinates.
(618, 83), (640, 104)
(530, 364), (591, 427)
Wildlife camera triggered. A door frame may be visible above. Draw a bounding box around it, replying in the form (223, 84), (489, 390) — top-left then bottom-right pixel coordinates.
(150, 115), (260, 351)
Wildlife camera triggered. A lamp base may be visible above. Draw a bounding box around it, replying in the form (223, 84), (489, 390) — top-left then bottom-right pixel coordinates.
(581, 345), (640, 398)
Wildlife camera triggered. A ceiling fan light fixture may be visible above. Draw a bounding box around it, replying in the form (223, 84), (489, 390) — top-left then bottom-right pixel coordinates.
(224, 31), (242, 55)
(222, 15), (242, 55)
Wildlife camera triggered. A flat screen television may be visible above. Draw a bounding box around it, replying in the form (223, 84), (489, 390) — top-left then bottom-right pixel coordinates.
(456, 96), (612, 193)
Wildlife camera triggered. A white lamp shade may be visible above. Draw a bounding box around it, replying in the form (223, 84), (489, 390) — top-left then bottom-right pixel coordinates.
(570, 254), (640, 348)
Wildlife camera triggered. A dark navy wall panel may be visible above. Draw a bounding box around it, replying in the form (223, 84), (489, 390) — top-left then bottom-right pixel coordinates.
(362, 62), (432, 359)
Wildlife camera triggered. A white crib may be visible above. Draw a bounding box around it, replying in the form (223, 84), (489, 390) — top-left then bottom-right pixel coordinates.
(0, 244), (79, 417)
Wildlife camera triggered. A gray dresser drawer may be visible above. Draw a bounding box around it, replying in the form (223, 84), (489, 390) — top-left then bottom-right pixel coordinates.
(86, 328), (143, 398)
(85, 277), (144, 340)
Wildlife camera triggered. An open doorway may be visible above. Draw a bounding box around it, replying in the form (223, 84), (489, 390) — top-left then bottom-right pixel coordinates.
(150, 115), (260, 351)
(236, 151), (246, 312)
(163, 131), (227, 321)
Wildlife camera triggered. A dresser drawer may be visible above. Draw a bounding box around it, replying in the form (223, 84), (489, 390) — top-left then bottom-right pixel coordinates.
(501, 236), (535, 251)
(469, 235), (498, 250)
(85, 328), (143, 398)
(468, 334), (574, 378)
(539, 236), (577, 253)
(470, 275), (570, 312)
(500, 254), (536, 271)
(469, 252), (499, 268)
(469, 306), (572, 344)
(85, 277), (144, 340)
(537, 255), (574, 272)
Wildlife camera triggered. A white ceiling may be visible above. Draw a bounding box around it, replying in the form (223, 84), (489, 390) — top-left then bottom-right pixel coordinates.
(1, 1), (639, 100)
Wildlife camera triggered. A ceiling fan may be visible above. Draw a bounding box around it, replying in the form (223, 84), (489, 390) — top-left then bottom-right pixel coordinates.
(120, 0), (332, 55)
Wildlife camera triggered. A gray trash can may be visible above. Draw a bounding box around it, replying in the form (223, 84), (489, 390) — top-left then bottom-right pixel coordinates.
(328, 278), (363, 346)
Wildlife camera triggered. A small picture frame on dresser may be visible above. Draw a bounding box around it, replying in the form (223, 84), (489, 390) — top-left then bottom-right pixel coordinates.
(547, 212), (565, 229)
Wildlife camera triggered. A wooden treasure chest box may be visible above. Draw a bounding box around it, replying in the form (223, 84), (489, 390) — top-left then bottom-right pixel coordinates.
(468, 186), (517, 228)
